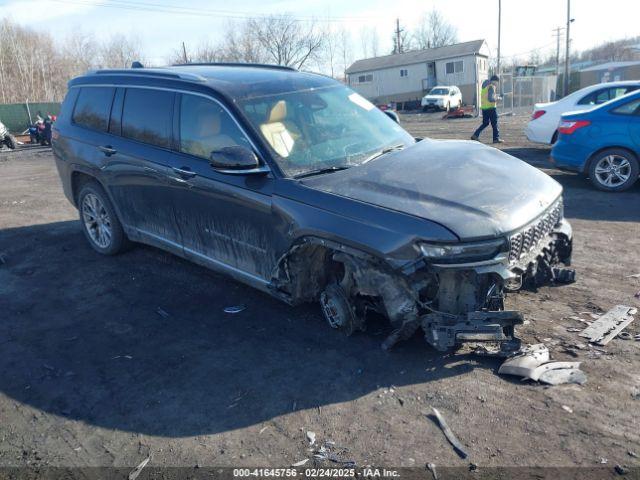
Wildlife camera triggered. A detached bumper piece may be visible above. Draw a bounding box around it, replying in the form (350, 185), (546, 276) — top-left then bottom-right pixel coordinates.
(421, 310), (523, 352)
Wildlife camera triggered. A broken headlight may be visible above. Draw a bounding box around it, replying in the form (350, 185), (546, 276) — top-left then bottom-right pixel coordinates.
(419, 238), (507, 264)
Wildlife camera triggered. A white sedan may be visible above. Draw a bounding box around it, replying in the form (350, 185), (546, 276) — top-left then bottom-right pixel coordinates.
(421, 86), (462, 112)
(525, 81), (640, 144)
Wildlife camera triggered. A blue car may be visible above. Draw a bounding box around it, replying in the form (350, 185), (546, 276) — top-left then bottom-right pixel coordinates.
(551, 90), (640, 191)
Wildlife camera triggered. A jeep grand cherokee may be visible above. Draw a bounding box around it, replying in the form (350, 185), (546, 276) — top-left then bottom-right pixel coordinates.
(52, 63), (573, 351)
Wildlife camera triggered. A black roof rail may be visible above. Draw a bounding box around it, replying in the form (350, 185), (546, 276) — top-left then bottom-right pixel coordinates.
(172, 62), (297, 71)
(92, 68), (207, 82)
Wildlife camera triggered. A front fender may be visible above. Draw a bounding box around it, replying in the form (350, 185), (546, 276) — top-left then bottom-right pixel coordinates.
(272, 191), (458, 265)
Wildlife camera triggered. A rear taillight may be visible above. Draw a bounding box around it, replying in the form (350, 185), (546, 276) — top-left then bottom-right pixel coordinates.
(558, 119), (591, 135)
(532, 110), (546, 120)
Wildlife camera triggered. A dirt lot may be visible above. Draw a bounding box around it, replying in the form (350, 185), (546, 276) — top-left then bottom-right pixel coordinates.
(1, 112), (639, 473)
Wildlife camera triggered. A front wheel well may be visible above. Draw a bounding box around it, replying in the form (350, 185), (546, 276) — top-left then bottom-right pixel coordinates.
(274, 242), (345, 304)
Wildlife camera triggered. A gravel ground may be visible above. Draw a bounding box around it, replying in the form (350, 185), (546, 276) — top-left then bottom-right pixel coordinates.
(0, 113), (639, 473)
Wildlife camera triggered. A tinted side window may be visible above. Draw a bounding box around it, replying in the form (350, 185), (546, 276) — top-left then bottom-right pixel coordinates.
(179, 94), (250, 159)
(611, 98), (640, 115)
(122, 89), (174, 148)
(72, 87), (115, 132)
(577, 88), (608, 105)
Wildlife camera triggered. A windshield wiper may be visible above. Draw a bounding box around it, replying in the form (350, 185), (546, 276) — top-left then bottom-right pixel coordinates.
(361, 144), (405, 165)
(294, 165), (352, 179)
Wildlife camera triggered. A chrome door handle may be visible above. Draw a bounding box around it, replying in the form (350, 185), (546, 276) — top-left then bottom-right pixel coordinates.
(172, 167), (197, 179)
(98, 145), (117, 156)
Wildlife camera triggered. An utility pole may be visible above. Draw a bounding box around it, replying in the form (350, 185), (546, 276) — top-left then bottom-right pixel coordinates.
(394, 18), (402, 54)
(563, 0), (571, 96)
(496, 0), (501, 76)
(182, 42), (188, 64)
(552, 26), (566, 76)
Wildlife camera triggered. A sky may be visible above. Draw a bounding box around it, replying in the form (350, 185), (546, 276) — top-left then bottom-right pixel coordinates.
(1, 0), (639, 67)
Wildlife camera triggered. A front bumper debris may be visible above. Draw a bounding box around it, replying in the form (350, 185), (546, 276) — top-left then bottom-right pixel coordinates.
(383, 218), (573, 352)
(299, 204), (574, 354)
(422, 310), (523, 352)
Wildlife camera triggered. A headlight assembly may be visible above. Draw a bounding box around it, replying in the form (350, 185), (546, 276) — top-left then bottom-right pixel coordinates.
(418, 238), (507, 264)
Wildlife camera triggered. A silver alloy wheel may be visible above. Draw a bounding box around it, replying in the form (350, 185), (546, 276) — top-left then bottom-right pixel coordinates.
(82, 193), (112, 248)
(594, 154), (632, 187)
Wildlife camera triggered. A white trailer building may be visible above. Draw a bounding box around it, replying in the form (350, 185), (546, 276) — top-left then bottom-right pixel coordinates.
(346, 40), (491, 108)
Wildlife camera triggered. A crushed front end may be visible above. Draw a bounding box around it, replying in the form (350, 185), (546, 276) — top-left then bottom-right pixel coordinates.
(323, 198), (573, 352)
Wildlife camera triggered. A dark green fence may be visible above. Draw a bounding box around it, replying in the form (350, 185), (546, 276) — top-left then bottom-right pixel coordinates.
(0, 102), (61, 133)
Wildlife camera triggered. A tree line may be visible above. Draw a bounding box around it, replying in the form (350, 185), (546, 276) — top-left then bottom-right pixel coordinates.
(0, 18), (144, 104)
(0, 10), (460, 104)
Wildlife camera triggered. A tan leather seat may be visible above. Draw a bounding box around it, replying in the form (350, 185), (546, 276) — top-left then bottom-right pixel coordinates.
(259, 100), (298, 157)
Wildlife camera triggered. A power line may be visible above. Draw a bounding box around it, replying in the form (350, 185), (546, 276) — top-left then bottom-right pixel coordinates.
(503, 40), (557, 59)
(49, 0), (388, 22)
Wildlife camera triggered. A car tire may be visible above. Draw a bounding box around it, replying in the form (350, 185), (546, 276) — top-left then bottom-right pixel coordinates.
(588, 148), (639, 192)
(422, 106), (429, 112)
(4, 134), (17, 149)
(77, 182), (129, 254)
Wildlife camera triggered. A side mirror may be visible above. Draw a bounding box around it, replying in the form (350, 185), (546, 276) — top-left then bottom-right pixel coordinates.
(210, 146), (264, 173)
(383, 110), (400, 123)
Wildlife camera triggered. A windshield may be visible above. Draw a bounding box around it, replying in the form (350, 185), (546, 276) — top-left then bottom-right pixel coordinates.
(239, 85), (414, 177)
(428, 88), (449, 96)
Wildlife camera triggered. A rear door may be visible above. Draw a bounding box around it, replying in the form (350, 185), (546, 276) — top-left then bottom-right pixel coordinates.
(102, 87), (183, 248)
(67, 85), (117, 185)
(620, 98), (640, 148)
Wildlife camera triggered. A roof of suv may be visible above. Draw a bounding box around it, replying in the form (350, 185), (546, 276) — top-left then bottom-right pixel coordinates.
(74, 64), (338, 101)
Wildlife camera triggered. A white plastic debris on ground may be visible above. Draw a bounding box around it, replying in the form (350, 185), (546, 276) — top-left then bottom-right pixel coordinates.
(498, 344), (587, 385)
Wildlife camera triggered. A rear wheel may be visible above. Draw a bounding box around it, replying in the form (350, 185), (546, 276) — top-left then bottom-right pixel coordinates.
(588, 148), (639, 192)
(4, 134), (16, 149)
(77, 182), (129, 254)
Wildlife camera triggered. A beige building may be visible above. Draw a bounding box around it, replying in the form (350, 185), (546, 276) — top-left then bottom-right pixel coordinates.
(578, 61), (640, 89)
(345, 40), (490, 108)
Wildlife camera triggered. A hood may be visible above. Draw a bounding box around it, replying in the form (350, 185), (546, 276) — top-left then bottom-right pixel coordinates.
(301, 140), (562, 240)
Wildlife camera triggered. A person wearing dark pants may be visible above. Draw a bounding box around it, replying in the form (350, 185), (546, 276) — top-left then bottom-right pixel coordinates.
(471, 74), (503, 144)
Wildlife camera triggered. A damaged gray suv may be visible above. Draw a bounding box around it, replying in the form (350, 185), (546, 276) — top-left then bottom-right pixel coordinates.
(52, 63), (573, 352)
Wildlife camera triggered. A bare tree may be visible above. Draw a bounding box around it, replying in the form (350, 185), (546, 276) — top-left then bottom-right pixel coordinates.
(337, 28), (354, 81)
(219, 21), (267, 64)
(61, 32), (99, 74)
(359, 26), (380, 58)
(99, 34), (144, 69)
(581, 36), (640, 62)
(413, 9), (458, 50)
(247, 15), (324, 69)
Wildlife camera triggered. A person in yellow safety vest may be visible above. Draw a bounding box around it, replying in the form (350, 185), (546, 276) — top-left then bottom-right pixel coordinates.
(471, 74), (503, 144)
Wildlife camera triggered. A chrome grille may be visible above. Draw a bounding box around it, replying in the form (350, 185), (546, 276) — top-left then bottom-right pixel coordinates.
(509, 199), (563, 263)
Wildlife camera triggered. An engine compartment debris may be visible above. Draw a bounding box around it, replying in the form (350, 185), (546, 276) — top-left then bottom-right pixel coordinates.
(274, 202), (573, 353)
(498, 344), (587, 385)
(578, 305), (636, 346)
